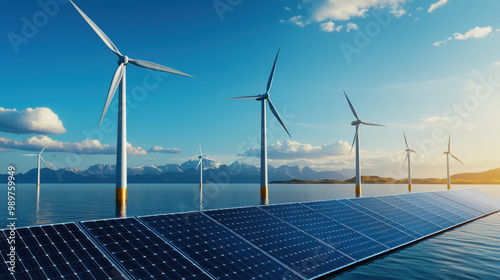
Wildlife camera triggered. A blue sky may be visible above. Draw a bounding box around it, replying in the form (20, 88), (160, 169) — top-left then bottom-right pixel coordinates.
(2, 0), (500, 179)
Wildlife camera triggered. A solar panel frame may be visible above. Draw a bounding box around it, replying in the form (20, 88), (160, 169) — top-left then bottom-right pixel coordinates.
(81, 217), (213, 280)
(260, 203), (389, 262)
(204, 206), (357, 279)
(138, 211), (303, 280)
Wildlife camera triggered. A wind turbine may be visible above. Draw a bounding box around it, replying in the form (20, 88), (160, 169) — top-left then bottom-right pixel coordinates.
(69, 0), (193, 206)
(344, 91), (384, 197)
(444, 135), (464, 190)
(196, 143), (208, 211)
(402, 132), (417, 192)
(229, 49), (291, 203)
(23, 146), (50, 188)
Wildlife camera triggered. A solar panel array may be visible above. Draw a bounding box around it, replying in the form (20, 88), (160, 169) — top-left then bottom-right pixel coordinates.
(2, 189), (499, 280)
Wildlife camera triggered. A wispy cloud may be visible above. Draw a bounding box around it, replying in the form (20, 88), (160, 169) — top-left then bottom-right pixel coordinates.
(148, 146), (182, 154)
(346, 22), (359, 32)
(493, 61), (500, 66)
(428, 0), (448, 13)
(284, 6), (291, 11)
(320, 21), (343, 32)
(280, 15), (310, 27)
(240, 140), (350, 160)
(312, 0), (407, 22)
(0, 135), (147, 156)
(434, 26), (493, 46)
(0, 107), (66, 135)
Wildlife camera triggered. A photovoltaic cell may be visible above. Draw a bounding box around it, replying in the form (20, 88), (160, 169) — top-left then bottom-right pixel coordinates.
(465, 189), (500, 210)
(377, 195), (455, 229)
(396, 193), (465, 225)
(205, 206), (355, 279)
(435, 189), (499, 214)
(348, 197), (442, 237)
(303, 200), (414, 248)
(261, 203), (388, 261)
(138, 212), (300, 280)
(82, 218), (212, 280)
(0, 223), (127, 280)
(418, 192), (482, 220)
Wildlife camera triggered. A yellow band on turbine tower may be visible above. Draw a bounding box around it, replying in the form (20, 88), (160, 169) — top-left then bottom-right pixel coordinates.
(408, 184), (412, 192)
(116, 188), (127, 203)
(355, 185), (361, 197)
(260, 186), (268, 199)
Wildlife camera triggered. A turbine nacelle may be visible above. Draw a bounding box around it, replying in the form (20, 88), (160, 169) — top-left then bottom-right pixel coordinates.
(256, 93), (269, 101)
(351, 120), (361, 126)
(118, 55), (129, 65)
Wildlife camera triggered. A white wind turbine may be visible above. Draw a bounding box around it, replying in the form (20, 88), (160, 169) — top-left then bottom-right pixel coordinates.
(229, 49), (291, 203)
(344, 91), (384, 197)
(69, 0), (193, 205)
(23, 145), (50, 188)
(402, 132), (417, 192)
(444, 135), (464, 190)
(196, 143), (208, 211)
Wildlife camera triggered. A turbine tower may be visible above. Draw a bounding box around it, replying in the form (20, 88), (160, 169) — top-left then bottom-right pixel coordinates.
(444, 135), (464, 190)
(344, 91), (384, 197)
(69, 0), (193, 206)
(402, 132), (417, 192)
(229, 49), (291, 203)
(23, 146), (49, 188)
(196, 143), (208, 211)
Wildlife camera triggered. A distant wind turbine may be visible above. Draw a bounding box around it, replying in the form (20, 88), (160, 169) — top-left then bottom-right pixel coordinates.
(69, 0), (193, 206)
(23, 145), (50, 188)
(402, 132), (417, 192)
(344, 91), (384, 197)
(196, 143), (208, 211)
(444, 135), (464, 190)
(229, 49), (291, 203)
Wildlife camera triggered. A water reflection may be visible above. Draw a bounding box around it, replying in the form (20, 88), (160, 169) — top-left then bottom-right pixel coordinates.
(35, 187), (40, 223)
(115, 202), (127, 218)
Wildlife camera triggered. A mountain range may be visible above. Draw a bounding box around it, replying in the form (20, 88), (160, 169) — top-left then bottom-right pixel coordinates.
(3, 159), (352, 184)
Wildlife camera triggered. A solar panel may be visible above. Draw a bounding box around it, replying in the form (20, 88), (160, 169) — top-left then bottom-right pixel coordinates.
(465, 189), (500, 210)
(348, 197), (442, 238)
(138, 211), (301, 280)
(82, 218), (212, 280)
(303, 200), (414, 248)
(377, 195), (455, 229)
(435, 189), (500, 214)
(396, 193), (466, 225)
(204, 206), (355, 279)
(419, 192), (483, 220)
(261, 203), (388, 261)
(339, 199), (422, 238)
(0, 223), (127, 280)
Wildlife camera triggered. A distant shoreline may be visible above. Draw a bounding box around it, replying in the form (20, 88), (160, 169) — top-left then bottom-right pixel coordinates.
(270, 176), (500, 185)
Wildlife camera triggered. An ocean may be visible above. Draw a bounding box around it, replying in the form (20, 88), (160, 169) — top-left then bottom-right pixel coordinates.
(2, 183), (499, 279)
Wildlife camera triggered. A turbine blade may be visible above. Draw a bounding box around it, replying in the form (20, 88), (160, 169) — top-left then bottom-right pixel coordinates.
(404, 132), (409, 149)
(40, 156), (49, 168)
(267, 98), (291, 137)
(350, 124), (359, 155)
(448, 135), (451, 152)
(266, 49), (280, 94)
(199, 142), (202, 156)
(22, 154), (38, 156)
(344, 90), (359, 120)
(450, 153), (464, 164)
(128, 59), (194, 77)
(360, 121), (385, 127)
(196, 158), (202, 170)
(69, 0), (122, 57)
(410, 149), (417, 153)
(98, 63), (124, 128)
(402, 154), (408, 168)
(227, 95), (260, 100)
(40, 144), (47, 154)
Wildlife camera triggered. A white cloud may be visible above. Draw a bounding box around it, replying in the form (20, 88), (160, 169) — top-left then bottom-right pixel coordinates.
(148, 146), (182, 154)
(320, 21), (343, 32)
(240, 140), (351, 160)
(497, 29), (500, 32)
(493, 61), (500, 66)
(280, 15), (310, 27)
(312, 0), (407, 22)
(390, 6), (407, 18)
(346, 22), (359, 32)
(434, 26), (492, 46)
(421, 116), (450, 124)
(0, 107), (66, 135)
(284, 6), (291, 11)
(428, 0), (448, 13)
(0, 135), (146, 156)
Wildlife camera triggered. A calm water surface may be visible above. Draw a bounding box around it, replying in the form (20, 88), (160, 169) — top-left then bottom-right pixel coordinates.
(1, 183), (499, 279)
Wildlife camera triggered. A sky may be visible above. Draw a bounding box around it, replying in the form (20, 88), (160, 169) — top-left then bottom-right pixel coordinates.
(2, 0), (500, 179)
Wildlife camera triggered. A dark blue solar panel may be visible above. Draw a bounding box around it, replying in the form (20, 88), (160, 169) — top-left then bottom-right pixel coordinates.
(0, 223), (127, 280)
(339, 199), (422, 238)
(304, 200), (414, 248)
(138, 212), (300, 280)
(466, 189), (500, 210)
(82, 218), (212, 280)
(205, 206), (355, 279)
(261, 203), (388, 261)
(396, 193), (466, 225)
(435, 189), (499, 214)
(377, 195), (455, 229)
(348, 197), (442, 237)
(419, 192), (482, 220)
